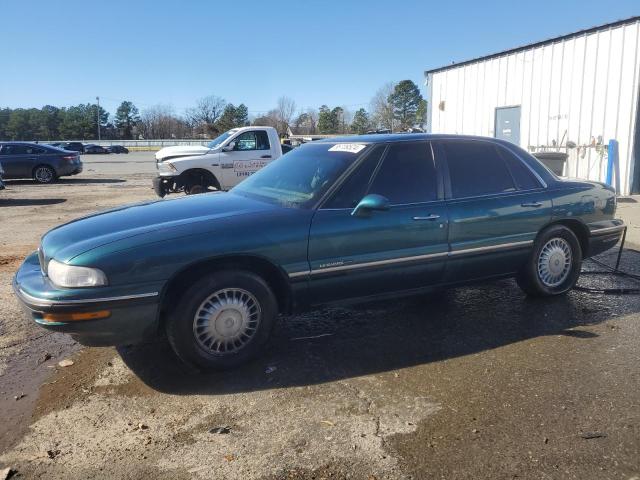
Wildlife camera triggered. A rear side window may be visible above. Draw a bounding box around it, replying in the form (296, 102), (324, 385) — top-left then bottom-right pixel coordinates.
(368, 142), (437, 204)
(324, 145), (385, 208)
(444, 141), (515, 198)
(497, 146), (541, 190)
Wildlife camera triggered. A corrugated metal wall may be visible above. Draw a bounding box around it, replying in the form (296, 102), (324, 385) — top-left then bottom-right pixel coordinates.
(425, 19), (640, 195)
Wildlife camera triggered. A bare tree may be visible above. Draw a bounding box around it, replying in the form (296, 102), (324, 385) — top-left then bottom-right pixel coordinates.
(370, 82), (396, 131)
(185, 95), (226, 135)
(276, 96), (297, 135)
(139, 105), (190, 139)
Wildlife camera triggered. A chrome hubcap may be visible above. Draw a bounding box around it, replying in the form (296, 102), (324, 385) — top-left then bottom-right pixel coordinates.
(192, 288), (261, 354)
(537, 237), (572, 287)
(35, 167), (52, 183)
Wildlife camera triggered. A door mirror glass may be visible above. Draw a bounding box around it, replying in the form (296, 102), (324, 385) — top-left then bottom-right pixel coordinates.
(222, 141), (236, 152)
(351, 194), (390, 217)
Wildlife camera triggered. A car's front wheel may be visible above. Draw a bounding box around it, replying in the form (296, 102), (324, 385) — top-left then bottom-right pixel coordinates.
(516, 225), (582, 296)
(33, 165), (57, 184)
(166, 271), (278, 370)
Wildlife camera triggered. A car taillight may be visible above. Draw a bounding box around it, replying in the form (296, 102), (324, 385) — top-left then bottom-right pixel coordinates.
(63, 155), (77, 162)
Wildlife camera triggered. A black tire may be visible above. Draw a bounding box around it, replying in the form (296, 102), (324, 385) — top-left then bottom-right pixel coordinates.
(185, 183), (205, 195)
(33, 165), (57, 184)
(516, 225), (582, 297)
(166, 270), (278, 370)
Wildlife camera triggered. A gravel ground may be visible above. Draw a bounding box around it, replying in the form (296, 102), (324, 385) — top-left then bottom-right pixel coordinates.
(0, 153), (639, 479)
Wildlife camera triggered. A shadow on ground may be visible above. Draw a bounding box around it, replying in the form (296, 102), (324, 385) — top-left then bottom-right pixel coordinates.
(0, 198), (67, 206)
(119, 251), (640, 396)
(4, 178), (125, 186)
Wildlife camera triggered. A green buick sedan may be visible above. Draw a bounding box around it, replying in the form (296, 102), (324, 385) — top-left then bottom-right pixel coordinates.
(14, 134), (625, 370)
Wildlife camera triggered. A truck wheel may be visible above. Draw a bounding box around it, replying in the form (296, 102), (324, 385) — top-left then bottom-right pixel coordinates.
(33, 165), (57, 184)
(516, 225), (582, 297)
(186, 184), (205, 195)
(166, 271), (278, 370)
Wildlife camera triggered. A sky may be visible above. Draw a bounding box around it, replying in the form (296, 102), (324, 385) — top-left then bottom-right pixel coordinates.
(0, 0), (638, 119)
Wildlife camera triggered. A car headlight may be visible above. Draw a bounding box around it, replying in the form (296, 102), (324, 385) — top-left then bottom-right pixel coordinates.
(47, 259), (108, 288)
(158, 162), (177, 174)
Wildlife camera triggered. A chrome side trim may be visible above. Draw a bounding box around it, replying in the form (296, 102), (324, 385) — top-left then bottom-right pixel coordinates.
(309, 251), (450, 276)
(288, 270), (311, 279)
(589, 225), (626, 236)
(449, 240), (533, 256)
(16, 288), (159, 308)
(287, 239), (534, 278)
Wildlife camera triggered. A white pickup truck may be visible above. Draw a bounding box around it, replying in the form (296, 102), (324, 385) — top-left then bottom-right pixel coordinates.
(153, 126), (283, 196)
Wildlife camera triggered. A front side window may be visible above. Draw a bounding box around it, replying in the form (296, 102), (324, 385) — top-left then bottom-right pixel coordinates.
(233, 131), (270, 151)
(232, 142), (368, 208)
(324, 145), (385, 208)
(368, 141), (437, 204)
(444, 141), (516, 198)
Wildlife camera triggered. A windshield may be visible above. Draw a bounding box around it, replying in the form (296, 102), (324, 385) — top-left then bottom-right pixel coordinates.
(207, 130), (237, 149)
(232, 142), (369, 208)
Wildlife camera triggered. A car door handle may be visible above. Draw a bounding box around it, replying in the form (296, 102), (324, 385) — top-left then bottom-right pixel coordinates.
(413, 214), (441, 221)
(261, 155), (272, 159)
(521, 202), (543, 208)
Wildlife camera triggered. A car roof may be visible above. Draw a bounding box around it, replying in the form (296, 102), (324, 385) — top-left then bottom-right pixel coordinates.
(315, 133), (517, 147)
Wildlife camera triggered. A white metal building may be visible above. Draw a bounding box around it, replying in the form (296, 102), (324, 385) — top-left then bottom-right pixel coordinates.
(424, 16), (640, 195)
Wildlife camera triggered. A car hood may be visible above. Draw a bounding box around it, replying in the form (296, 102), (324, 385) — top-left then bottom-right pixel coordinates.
(41, 192), (275, 263)
(155, 145), (212, 161)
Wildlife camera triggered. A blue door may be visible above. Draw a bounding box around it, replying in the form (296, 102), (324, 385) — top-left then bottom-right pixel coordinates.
(495, 106), (521, 145)
(308, 141), (449, 304)
(437, 139), (551, 282)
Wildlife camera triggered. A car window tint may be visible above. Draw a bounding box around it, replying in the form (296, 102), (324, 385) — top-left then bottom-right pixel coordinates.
(233, 131), (270, 151)
(368, 142), (437, 204)
(324, 145), (385, 208)
(497, 146), (540, 190)
(4, 145), (29, 155)
(444, 141), (515, 198)
(256, 131), (270, 150)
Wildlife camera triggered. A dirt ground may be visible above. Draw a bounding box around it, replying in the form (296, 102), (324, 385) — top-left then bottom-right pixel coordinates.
(1, 153), (639, 479)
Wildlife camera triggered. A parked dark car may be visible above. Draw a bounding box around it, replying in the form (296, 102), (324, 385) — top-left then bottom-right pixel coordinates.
(107, 145), (129, 154)
(59, 142), (85, 154)
(0, 142), (82, 183)
(84, 144), (109, 154)
(13, 134), (624, 370)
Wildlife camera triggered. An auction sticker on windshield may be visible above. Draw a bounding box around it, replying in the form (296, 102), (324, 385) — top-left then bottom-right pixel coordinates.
(328, 143), (366, 154)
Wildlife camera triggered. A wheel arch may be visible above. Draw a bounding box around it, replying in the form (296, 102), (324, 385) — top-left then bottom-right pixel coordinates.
(180, 168), (221, 189)
(538, 218), (589, 256)
(158, 254), (292, 330)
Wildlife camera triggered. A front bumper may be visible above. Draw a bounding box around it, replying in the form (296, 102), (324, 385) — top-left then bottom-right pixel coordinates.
(13, 252), (161, 346)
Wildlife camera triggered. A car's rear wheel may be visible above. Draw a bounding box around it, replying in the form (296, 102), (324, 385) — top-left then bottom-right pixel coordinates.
(166, 271), (277, 370)
(33, 165), (57, 184)
(186, 183), (205, 195)
(516, 225), (582, 296)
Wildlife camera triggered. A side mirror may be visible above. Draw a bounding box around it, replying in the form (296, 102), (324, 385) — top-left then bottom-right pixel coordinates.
(222, 141), (236, 152)
(351, 194), (390, 217)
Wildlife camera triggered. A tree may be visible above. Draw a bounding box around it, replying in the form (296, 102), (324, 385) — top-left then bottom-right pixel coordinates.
(318, 105), (338, 134)
(293, 110), (318, 135)
(350, 108), (370, 134)
(37, 105), (61, 139)
(216, 104), (238, 132)
(186, 95), (226, 135)
(139, 105), (189, 139)
(276, 96), (296, 135)
(415, 99), (427, 127)
(6, 109), (33, 140)
(114, 101), (140, 139)
(234, 104), (249, 127)
(388, 80), (424, 130)
(370, 82), (396, 131)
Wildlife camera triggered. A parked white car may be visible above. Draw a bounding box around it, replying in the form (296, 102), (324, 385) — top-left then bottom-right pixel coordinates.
(153, 126), (282, 196)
